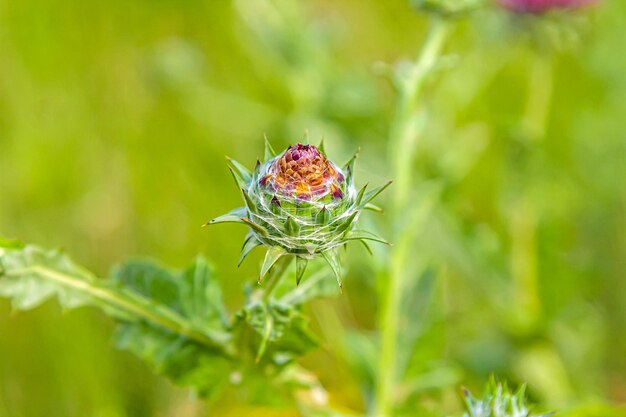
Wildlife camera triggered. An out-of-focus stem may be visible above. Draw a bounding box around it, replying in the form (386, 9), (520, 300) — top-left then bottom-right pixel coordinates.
(511, 54), (553, 328)
(262, 256), (293, 303)
(523, 55), (553, 142)
(374, 19), (450, 417)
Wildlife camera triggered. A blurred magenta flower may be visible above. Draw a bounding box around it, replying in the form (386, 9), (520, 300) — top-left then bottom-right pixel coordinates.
(499, 0), (595, 13)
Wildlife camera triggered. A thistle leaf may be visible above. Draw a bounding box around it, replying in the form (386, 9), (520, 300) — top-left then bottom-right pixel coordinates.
(361, 180), (393, 206)
(235, 302), (317, 364)
(203, 207), (247, 226)
(238, 232), (263, 267)
(321, 250), (343, 293)
(344, 230), (391, 246)
(295, 257), (308, 286)
(259, 247), (287, 284)
(264, 135), (277, 161)
(0, 241), (235, 397)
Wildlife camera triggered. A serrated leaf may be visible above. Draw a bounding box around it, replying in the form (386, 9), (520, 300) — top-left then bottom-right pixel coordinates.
(235, 301), (318, 364)
(0, 244), (235, 398)
(115, 321), (232, 398)
(179, 256), (230, 330)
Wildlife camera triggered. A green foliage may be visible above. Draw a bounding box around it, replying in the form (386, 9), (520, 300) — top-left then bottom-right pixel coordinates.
(0, 239), (327, 403)
(462, 378), (553, 417)
(0, 0), (624, 415)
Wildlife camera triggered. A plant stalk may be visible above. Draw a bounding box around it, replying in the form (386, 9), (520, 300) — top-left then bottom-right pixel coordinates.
(374, 18), (450, 417)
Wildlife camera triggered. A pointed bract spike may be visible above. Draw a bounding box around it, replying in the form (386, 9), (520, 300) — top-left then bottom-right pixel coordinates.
(241, 188), (257, 214)
(344, 230), (391, 246)
(259, 247), (286, 284)
(318, 137), (326, 155)
(241, 217), (269, 236)
(336, 211), (358, 234)
(364, 202), (384, 213)
(285, 216), (300, 236)
(316, 206), (330, 225)
(359, 240), (373, 255)
(238, 232), (262, 267)
(343, 148), (360, 183)
(321, 250), (343, 293)
(264, 135), (276, 161)
(355, 183), (369, 206)
(343, 148), (360, 171)
(228, 167), (248, 190)
(303, 129), (310, 144)
(295, 257), (308, 286)
(203, 207), (247, 226)
(254, 159), (261, 174)
(226, 157), (252, 183)
(362, 180), (393, 206)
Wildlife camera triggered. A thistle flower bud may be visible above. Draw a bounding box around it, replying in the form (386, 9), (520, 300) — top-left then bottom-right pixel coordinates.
(462, 377), (553, 417)
(498, 0), (596, 14)
(205, 139), (391, 289)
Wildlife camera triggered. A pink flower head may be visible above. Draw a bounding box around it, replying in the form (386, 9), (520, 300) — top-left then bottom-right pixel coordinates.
(260, 144), (346, 201)
(499, 0), (596, 13)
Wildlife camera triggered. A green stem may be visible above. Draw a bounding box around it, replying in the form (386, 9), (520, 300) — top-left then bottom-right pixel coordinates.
(392, 19), (450, 211)
(262, 255), (293, 303)
(255, 255), (293, 362)
(20, 266), (235, 357)
(522, 54), (553, 143)
(511, 54), (553, 329)
(374, 19), (450, 417)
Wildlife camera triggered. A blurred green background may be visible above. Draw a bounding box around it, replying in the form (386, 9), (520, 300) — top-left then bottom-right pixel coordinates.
(0, 0), (625, 416)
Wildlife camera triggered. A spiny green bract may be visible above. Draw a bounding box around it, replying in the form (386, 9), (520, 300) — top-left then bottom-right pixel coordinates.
(462, 377), (553, 417)
(205, 138), (391, 290)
